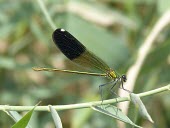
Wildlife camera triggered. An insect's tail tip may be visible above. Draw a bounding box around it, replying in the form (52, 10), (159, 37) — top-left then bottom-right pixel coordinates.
(32, 67), (41, 71)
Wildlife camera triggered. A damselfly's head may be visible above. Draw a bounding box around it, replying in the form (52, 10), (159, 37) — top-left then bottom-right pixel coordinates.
(121, 74), (127, 82)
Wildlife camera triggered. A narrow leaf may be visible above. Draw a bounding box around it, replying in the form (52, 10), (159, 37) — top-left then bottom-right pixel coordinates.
(7, 111), (31, 128)
(11, 104), (38, 128)
(7, 111), (22, 122)
(49, 105), (63, 128)
(91, 105), (142, 128)
(130, 93), (154, 123)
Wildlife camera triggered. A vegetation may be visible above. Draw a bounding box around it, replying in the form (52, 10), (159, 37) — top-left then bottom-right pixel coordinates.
(0, 0), (170, 128)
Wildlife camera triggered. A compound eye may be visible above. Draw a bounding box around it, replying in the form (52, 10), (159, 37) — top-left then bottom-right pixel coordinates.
(122, 75), (127, 82)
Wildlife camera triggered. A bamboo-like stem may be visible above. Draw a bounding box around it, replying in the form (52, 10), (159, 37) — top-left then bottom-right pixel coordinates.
(0, 84), (169, 112)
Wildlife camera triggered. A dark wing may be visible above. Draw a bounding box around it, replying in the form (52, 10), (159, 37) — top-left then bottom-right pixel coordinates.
(52, 28), (111, 73)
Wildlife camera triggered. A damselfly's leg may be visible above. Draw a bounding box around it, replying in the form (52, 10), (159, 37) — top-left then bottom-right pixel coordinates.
(99, 80), (115, 104)
(119, 80), (131, 93)
(110, 79), (121, 116)
(110, 79), (119, 97)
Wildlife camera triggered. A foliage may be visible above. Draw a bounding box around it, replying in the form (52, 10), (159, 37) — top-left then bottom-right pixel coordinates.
(0, 0), (170, 128)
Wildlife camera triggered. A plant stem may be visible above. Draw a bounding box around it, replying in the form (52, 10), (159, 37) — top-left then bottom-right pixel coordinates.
(37, 0), (56, 30)
(0, 84), (169, 112)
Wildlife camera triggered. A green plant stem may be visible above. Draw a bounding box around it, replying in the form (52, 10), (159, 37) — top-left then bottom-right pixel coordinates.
(37, 0), (56, 30)
(0, 84), (169, 112)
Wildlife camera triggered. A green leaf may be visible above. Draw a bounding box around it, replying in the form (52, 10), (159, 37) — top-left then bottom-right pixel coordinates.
(11, 104), (38, 128)
(7, 111), (31, 128)
(130, 93), (154, 123)
(91, 105), (142, 128)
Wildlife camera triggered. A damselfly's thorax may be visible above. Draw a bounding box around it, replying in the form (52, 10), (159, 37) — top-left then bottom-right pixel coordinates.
(106, 69), (117, 79)
(106, 68), (127, 82)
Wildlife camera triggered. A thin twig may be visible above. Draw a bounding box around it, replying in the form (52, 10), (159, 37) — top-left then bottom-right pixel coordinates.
(37, 0), (56, 30)
(0, 84), (169, 112)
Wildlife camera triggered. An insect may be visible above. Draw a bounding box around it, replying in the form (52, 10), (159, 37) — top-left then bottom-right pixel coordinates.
(33, 28), (129, 99)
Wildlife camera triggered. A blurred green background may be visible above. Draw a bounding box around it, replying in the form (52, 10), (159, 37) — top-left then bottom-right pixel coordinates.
(0, 0), (170, 128)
